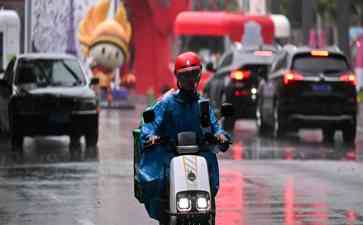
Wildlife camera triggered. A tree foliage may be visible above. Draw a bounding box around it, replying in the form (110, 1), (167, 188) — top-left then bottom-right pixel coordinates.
(192, 0), (239, 11)
(315, 0), (363, 25)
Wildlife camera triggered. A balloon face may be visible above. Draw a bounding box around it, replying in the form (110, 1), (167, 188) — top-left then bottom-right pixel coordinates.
(89, 43), (125, 71)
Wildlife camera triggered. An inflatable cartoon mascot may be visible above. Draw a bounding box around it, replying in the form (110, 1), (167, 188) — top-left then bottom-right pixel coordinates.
(78, 0), (131, 105)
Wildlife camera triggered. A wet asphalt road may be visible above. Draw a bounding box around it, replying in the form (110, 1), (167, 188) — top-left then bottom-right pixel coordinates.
(0, 100), (363, 225)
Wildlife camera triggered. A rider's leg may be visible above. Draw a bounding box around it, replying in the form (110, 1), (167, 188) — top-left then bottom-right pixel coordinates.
(200, 151), (220, 197)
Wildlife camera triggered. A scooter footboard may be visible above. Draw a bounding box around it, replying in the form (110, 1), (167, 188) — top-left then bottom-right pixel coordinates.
(169, 155), (211, 214)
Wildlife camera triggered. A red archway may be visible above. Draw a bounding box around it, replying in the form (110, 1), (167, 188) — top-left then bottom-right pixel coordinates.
(174, 11), (274, 44)
(126, 0), (191, 95)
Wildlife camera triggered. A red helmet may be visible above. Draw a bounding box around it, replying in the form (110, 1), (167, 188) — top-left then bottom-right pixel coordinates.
(174, 52), (202, 93)
(174, 52), (202, 75)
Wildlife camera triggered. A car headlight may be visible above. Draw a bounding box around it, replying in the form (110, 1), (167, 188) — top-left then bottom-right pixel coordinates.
(78, 98), (97, 110)
(251, 88), (258, 95)
(177, 197), (191, 212)
(196, 197), (209, 210)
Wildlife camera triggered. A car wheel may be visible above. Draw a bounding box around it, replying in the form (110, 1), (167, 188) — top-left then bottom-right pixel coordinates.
(273, 101), (286, 138)
(343, 120), (356, 145)
(322, 128), (335, 143)
(11, 134), (23, 152)
(10, 113), (23, 152)
(69, 134), (81, 149)
(256, 100), (269, 135)
(85, 129), (98, 148)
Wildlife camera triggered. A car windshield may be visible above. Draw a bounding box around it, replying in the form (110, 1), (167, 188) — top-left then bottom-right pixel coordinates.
(292, 54), (349, 75)
(15, 58), (86, 87)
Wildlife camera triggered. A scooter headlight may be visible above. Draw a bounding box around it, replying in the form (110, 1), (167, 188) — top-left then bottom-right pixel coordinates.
(196, 197), (209, 210)
(177, 197), (191, 212)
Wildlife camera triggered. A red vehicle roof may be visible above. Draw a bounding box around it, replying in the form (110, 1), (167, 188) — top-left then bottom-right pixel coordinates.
(174, 11), (274, 44)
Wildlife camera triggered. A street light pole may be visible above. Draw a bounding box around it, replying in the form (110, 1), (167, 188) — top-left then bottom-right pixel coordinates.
(302, 0), (315, 45)
(337, 0), (351, 59)
(270, 0), (280, 14)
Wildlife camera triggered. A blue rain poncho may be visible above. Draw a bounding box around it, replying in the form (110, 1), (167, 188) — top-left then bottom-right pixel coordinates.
(138, 90), (226, 220)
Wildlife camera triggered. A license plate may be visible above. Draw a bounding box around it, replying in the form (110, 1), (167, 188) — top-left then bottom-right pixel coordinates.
(235, 82), (244, 88)
(49, 113), (70, 124)
(312, 84), (331, 93)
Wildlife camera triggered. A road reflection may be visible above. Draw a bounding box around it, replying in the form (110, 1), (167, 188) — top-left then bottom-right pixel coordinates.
(0, 136), (99, 167)
(216, 170), (244, 225)
(223, 120), (362, 161)
(216, 170), (363, 225)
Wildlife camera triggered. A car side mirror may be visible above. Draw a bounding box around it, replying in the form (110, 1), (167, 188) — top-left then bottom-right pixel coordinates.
(206, 62), (216, 73)
(220, 103), (234, 117)
(90, 77), (99, 86)
(143, 109), (155, 123)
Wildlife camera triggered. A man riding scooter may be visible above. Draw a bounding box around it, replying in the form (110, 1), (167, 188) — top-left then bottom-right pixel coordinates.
(136, 52), (231, 223)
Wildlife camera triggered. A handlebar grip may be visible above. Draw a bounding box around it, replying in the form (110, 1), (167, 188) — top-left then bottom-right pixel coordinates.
(143, 136), (171, 149)
(143, 137), (161, 149)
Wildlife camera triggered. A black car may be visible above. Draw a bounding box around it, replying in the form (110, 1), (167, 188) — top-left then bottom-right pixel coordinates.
(0, 54), (99, 151)
(257, 46), (357, 143)
(204, 44), (278, 130)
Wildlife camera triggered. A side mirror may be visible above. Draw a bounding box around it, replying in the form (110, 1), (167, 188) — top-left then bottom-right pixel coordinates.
(199, 100), (211, 128)
(143, 109), (155, 123)
(90, 77), (99, 86)
(206, 62), (216, 72)
(220, 103), (234, 117)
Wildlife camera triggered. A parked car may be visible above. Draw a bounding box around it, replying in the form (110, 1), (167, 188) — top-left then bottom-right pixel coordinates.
(257, 46), (357, 144)
(0, 53), (99, 151)
(204, 44), (278, 130)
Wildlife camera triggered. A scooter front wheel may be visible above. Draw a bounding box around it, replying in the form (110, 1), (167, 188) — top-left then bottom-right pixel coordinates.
(204, 213), (215, 225)
(206, 198), (216, 225)
(175, 214), (215, 225)
(159, 215), (177, 225)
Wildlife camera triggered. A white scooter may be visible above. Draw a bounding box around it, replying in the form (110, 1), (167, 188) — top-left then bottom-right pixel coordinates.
(134, 101), (233, 225)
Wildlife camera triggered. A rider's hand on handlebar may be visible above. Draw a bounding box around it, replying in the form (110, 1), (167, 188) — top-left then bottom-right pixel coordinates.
(144, 135), (160, 149)
(215, 134), (229, 144)
(215, 134), (231, 152)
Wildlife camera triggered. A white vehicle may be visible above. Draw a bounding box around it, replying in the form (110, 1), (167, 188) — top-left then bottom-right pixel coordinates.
(134, 101), (233, 225)
(0, 9), (20, 76)
(270, 14), (291, 45)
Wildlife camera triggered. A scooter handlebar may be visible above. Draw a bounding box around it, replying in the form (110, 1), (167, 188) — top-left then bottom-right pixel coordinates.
(143, 133), (231, 151)
(204, 133), (232, 145)
(143, 136), (171, 149)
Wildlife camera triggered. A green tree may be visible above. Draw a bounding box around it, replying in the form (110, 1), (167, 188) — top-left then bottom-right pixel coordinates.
(192, 0), (239, 11)
(316, 0), (336, 24)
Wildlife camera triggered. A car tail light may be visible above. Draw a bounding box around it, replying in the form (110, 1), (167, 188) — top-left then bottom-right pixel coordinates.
(283, 71), (304, 85)
(230, 70), (250, 81)
(310, 50), (329, 57)
(340, 73), (356, 86)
